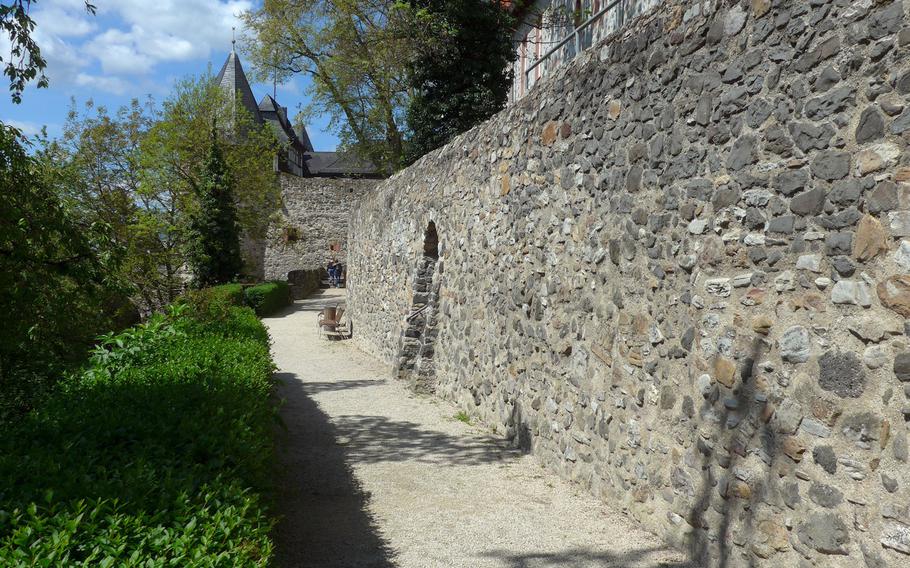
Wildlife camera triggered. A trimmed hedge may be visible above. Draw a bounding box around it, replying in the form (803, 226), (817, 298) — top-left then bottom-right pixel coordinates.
(207, 282), (245, 305)
(243, 281), (291, 316)
(0, 296), (276, 566)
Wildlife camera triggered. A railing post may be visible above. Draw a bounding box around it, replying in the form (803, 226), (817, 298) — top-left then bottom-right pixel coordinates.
(573, 29), (580, 59)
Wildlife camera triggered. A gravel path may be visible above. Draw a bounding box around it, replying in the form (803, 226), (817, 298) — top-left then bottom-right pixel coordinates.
(264, 289), (691, 568)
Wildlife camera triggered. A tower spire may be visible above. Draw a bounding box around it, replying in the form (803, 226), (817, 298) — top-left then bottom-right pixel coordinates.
(231, 27), (236, 53)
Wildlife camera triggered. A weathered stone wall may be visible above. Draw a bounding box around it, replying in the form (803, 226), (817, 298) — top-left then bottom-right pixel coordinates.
(245, 173), (378, 281)
(348, 1), (910, 566)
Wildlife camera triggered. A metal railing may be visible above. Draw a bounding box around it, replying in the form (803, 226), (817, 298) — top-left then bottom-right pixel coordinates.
(522, 0), (626, 96)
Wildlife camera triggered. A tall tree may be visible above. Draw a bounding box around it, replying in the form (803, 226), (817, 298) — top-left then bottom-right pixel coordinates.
(187, 126), (243, 287)
(0, 124), (123, 418)
(403, 0), (515, 163)
(241, 0), (410, 173)
(52, 74), (279, 311)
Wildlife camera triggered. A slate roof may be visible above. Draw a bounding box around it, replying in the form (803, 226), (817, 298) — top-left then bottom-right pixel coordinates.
(215, 50), (381, 178)
(303, 151), (380, 177)
(215, 50), (262, 124)
(258, 94), (309, 150)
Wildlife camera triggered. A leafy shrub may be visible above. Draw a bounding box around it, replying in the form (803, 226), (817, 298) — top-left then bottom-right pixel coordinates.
(208, 283), (245, 305)
(243, 281), (290, 316)
(0, 298), (276, 566)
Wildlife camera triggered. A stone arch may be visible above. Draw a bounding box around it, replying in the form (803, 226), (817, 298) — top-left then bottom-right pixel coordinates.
(396, 219), (442, 393)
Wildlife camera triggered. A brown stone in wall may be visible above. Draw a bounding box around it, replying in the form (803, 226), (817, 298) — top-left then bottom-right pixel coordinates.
(782, 437), (806, 462)
(852, 214), (889, 261)
(751, 0), (770, 18)
(542, 121), (559, 146)
(713, 356), (736, 388)
(878, 275), (910, 317)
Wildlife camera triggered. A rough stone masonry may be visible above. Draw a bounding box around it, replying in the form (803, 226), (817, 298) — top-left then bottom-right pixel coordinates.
(244, 173), (377, 282)
(348, 0), (910, 566)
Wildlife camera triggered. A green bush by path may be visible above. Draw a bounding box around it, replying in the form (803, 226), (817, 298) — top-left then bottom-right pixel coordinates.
(0, 299), (277, 566)
(207, 283), (245, 305)
(243, 281), (290, 316)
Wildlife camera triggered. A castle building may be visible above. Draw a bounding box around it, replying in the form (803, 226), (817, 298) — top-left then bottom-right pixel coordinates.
(215, 48), (379, 178)
(214, 49), (381, 289)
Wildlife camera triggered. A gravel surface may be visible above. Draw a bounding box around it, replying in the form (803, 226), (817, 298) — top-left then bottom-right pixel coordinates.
(264, 289), (692, 568)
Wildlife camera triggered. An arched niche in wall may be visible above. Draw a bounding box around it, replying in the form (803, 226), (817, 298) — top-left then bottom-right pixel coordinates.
(423, 221), (439, 259)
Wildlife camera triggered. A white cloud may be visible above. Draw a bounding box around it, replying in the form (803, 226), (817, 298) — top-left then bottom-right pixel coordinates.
(3, 119), (44, 136)
(83, 28), (155, 75)
(75, 72), (131, 95)
(18, 0), (254, 94)
(276, 78), (302, 96)
(92, 0), (252, 68)
(33, 5), (97, 38)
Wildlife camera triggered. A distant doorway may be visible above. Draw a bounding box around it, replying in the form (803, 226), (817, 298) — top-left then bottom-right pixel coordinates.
(396, 221), (442, 393)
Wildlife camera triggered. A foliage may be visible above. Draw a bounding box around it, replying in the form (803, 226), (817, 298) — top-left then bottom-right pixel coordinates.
(49, 74), (280, 312)
(187, 127), (243, 288)
(0, 123), (124, 420)
(40, 98), (182, 312)
(141, 73), (281, 245)
(241, 0), (410, 173)
(243, 281), (291, 316)
(0, 297), (276, 565)
(402, 0), (515, 163)
(0, 1), (96, 103)
(193, 283), (246, 307)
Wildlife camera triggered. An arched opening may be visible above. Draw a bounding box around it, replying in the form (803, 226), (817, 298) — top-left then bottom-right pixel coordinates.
(397, 221), (442, 393)
(423, 221), (439, 259)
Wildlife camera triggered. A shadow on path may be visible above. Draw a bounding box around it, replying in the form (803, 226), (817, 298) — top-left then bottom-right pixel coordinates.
(272, 371), (396, 568)
(267, 288), (346, 319)
(480, 547), (698, 568)
(331, 414), (523, 466)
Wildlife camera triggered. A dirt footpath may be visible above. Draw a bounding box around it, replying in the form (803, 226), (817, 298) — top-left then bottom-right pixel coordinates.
(264, 289), (691, 568)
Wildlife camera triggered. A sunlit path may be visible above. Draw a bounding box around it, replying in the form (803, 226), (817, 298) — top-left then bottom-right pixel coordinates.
(264, 289), (689, 568)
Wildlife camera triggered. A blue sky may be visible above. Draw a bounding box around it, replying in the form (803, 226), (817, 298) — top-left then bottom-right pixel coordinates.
(0, 0), (340, 149)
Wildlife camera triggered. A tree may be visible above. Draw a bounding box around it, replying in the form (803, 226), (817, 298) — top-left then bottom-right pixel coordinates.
(187, 125), (243, 287)
(402, 0), (515, 163)
(0, 124), (123, 418)
(53, 74), (279, 312)
(141, 73), (280, 245)
(1, 1), (96, 103)
(241, 0), (410, 173)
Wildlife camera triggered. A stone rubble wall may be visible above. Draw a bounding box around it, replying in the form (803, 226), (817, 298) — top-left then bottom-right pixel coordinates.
(245, 173), (378, 281)
(348, 1), (910, 565)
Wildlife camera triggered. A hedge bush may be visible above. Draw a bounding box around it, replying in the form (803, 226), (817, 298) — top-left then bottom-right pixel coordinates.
(243, 281), (290, 316)
(0, 297), (276, 566)
(207, 283), (245, 305)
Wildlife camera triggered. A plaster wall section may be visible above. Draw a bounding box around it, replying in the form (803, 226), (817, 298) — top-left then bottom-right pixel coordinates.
(349, 1), (910, 565)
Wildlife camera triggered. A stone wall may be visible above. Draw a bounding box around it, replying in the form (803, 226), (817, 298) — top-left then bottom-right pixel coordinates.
(348, 0), (910, 566)
(245, 173), (378, 281)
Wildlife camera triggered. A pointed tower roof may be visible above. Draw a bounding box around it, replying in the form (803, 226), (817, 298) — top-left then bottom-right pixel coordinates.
(216, 50), (262, 124)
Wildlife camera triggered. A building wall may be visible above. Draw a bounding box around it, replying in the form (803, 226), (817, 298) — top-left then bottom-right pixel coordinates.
(509, 0), (662, 102)
(245, 173), (378, 282)
(349, 1), (910, 565)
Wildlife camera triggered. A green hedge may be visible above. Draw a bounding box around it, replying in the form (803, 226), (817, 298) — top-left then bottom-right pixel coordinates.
(207, 283), (245, 305)
(0, 296), (276, 566)
(243, 281), (291, 316)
